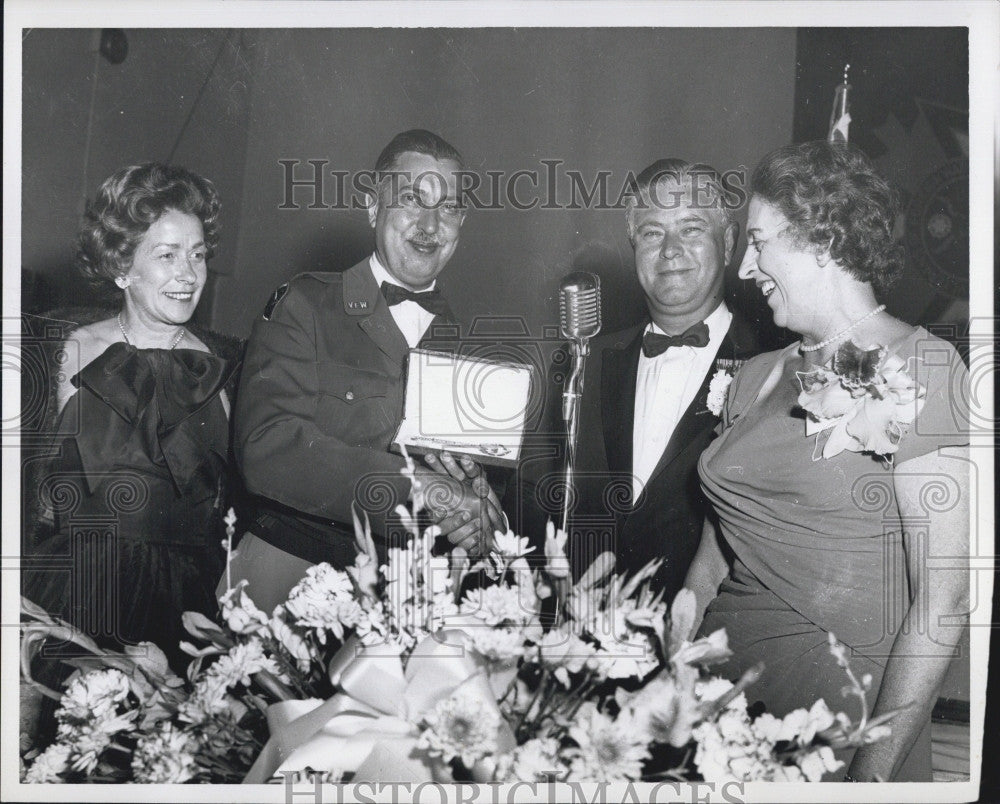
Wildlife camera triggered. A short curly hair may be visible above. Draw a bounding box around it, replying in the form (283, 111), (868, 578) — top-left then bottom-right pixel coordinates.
(76, 163), (221, 291)
(750, 141), (904, 295)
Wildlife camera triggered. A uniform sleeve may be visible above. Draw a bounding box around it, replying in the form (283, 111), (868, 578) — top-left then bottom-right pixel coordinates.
(233, 279), (410, 533)
(893, 335), (970, 466)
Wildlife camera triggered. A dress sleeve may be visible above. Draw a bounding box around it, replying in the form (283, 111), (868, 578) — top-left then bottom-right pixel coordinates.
(892, 334), (970, 465)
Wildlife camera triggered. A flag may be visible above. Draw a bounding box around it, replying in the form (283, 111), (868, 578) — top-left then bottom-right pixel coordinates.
(828, 66), (851, 144)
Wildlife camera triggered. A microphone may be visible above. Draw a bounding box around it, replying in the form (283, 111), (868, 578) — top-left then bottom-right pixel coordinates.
(559, 272), (602, 341)
(557, 272), (601, 535)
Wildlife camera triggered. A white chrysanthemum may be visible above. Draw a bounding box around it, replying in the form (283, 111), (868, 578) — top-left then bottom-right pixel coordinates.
(177, 675), (230, 725)
(132, 722), (198, 783)
(692, 706), (804, 783)
(507, 737), (564, 781)
(24, 743), (71, 783)
(284, 563), (357, 642)
(418, 689), (501, 769)
(461, 584), (532, 626)
(57, 668), (131, 721)
(567, 702), (650, 781)
(462, 625), (525, 662)
(211, 637), (282, 688)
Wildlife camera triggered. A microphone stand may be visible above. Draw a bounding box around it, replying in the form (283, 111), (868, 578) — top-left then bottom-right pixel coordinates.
(561, 337), (589, 535)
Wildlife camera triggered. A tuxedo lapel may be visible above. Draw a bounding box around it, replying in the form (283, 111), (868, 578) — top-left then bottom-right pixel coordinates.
(642, 314), (758, 489)
(643, 352), (720, 485)
(343, 260), (409, 374)
(601, 329), (642, 475)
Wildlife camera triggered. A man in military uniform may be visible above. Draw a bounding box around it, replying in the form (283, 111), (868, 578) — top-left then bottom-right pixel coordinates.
(229, 130), (502, 610)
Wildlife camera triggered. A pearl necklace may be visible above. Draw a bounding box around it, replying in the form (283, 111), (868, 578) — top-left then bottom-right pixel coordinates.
(800, 304), (886, 353)
(117, 312), (185, 349)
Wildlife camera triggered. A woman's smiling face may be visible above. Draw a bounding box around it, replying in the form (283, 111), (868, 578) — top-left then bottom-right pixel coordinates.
(122, 209), (207, 326)
(738, 196), (822, 333)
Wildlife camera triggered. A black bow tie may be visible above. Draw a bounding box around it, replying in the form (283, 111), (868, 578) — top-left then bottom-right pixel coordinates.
(380, 282), (450, 317)
(641, 321), (710, 357)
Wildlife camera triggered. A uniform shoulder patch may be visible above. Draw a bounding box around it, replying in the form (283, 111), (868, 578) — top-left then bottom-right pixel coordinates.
(262, 283), (289, 321)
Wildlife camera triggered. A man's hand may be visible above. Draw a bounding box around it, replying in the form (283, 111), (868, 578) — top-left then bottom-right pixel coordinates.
(414, 452), (506, 556)
(424, 451), (507, 533)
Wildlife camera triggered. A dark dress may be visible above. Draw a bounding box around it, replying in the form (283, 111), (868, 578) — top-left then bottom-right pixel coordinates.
(23, 341), (237, 670)
(696, 327), (969, 781)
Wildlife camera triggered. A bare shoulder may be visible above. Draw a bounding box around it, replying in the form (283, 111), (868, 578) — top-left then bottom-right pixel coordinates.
(56, 319), (119, 411)
(873, 315), (919, 350)
(68, 318), (121, 362)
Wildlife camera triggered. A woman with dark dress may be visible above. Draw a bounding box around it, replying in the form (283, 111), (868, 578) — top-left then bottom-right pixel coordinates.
(684, 142), (970, 782)
(23, 163), (241, 671)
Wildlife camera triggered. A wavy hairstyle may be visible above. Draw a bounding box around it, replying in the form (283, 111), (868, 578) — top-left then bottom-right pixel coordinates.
(750, 141), (904, 295)
(76, 163), (221, 293)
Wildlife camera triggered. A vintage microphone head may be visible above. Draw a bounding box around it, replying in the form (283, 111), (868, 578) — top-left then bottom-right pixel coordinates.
(559, 271), (602, 340)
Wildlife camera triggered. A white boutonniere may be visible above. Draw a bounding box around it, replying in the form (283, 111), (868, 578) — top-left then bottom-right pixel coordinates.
(706, 369), (735, 417)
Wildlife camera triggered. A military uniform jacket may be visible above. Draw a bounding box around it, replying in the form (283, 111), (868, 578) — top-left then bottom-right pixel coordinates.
(234, 258), (454, 565)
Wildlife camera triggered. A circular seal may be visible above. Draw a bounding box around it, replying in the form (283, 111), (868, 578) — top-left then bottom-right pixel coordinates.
(904, 158), (968, 298)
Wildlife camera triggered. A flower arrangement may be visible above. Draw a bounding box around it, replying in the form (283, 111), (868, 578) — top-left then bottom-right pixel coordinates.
(21, 453), (897, 784)
(796, 340), (926, 462)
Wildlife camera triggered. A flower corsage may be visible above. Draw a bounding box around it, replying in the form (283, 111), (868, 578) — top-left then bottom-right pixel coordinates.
(706, 370), (734, 417)
(704, 358), (743, 417)
(796, 340), (925, 462)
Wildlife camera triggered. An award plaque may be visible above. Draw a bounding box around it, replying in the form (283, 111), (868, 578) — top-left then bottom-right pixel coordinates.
(391, 349), (534, 467)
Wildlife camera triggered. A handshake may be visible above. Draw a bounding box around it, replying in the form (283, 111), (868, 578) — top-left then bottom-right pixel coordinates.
(412, 450), (507, 557)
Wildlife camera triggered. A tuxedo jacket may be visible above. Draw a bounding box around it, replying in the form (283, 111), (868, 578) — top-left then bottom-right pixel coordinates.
(563, 311), (760, 600)
(234, 258), (461, 566)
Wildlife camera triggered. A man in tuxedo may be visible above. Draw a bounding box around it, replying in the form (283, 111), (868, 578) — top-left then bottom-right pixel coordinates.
(229, 129), (503, 611)
(558, 158), (759, 600)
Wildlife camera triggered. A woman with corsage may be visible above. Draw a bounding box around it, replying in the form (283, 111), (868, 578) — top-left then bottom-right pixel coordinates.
(684, 141), (969, 782)
(23, 163), (242, 671)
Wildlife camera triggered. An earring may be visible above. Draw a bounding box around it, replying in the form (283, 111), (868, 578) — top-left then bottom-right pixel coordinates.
(115, 276), (130, 289)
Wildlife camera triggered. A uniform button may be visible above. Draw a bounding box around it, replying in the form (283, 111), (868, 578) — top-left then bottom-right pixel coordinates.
(345, 390), (355, 401)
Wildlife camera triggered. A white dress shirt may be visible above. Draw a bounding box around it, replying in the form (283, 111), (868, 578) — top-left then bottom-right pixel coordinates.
(369, 254), (437, 348)
(631, 302), (732, 500)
